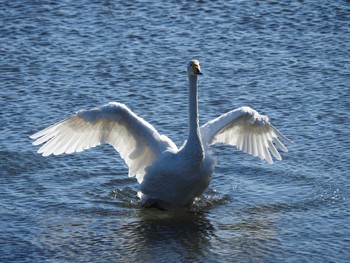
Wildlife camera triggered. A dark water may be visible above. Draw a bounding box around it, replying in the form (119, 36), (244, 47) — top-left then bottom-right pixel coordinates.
(1, 1), (350, 262)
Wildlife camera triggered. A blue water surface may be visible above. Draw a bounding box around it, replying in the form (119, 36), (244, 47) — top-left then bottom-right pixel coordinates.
(1, 1), (350, 262)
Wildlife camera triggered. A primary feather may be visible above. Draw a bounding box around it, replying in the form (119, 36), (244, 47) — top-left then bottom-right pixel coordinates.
(31, 60), (291, 209)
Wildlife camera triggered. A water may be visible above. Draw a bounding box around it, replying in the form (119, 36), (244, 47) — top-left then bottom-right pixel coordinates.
(1, 0), (349, 262)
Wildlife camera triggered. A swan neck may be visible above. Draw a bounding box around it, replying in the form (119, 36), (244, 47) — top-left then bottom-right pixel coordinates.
(186, 74), (203, 153)
(189, 75), (199, 132)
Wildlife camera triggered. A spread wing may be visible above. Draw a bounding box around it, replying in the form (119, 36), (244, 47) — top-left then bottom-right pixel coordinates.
(30, 102), (177, 182)
(200, 106), (292, 164)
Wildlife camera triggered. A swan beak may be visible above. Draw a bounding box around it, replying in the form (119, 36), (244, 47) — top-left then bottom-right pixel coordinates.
(193, 65), (203, 75)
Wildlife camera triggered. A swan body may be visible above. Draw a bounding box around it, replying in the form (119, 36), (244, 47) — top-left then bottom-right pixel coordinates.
(30, 60), (291, 209)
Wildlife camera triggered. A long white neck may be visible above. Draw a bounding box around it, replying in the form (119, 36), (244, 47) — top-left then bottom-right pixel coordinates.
(184, 74), (204, 158)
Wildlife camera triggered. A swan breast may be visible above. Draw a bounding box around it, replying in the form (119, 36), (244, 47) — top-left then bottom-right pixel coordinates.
(138, 149), (214, 208)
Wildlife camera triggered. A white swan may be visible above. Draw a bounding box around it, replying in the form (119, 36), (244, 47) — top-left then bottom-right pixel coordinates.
(30, 60), (291, 209)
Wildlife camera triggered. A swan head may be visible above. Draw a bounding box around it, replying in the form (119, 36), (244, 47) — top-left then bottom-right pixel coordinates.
(187, 60), (203, 76)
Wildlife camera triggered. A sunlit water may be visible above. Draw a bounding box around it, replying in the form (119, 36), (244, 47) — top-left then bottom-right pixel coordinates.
(1, 1), (350, 262)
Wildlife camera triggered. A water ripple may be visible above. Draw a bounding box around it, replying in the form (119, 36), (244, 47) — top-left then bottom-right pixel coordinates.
(1, 0), (350, 262)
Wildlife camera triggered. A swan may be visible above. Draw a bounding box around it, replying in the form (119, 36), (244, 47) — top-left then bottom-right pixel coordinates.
(30, 60), (291, 209)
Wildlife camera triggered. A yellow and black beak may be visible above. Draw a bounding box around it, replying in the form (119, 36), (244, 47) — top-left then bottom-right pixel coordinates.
(193, 63), (203, 75)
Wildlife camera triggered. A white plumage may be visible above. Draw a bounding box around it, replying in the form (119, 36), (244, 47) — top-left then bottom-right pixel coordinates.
(30, 60), (291, 209)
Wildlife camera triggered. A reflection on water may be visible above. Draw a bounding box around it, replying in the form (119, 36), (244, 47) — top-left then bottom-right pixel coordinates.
(30, 208), (215, 262)
(29, 199), (285, 262)
(119, 210), (214, 262)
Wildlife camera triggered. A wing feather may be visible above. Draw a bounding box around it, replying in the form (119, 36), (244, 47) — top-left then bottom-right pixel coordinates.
(200, 106), (292, 164)
(30, 102), (177, 182)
